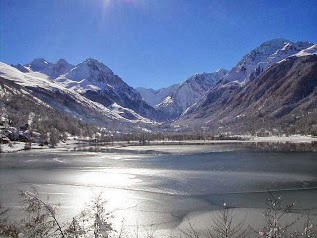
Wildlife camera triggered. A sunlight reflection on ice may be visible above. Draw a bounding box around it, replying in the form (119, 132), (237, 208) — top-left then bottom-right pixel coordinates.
(77, 170), (138, 186)
(71, 169), (143, 220)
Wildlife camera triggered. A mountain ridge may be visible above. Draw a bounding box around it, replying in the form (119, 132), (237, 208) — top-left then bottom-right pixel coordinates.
(3, 38), (317, 134)
(13, 58), (164, 122)
(137, 39), (314, 121)
(1, 61), (159, 132)
(176, 54), (317, 134)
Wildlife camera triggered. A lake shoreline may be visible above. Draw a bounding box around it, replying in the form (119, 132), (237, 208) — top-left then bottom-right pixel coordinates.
(1, 135), (317, 154)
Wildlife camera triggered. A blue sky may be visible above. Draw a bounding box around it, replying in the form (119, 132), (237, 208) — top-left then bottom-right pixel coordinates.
(1, 0), (316, 89)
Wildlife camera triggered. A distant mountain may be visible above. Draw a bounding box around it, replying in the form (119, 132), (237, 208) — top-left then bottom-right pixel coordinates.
(26, 58), (53, 72)
(43, 59), (75, 79)
(13, 58), (75, 79)
(3, 38), (316, 134)
(11, 63), (30, 73)
(155, 69), (228, 119)
(177, 54), (317, 134)
(136, 84), (179, 107)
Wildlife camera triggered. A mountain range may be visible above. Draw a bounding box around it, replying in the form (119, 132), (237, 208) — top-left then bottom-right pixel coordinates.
(1, 38), (316, 134)
(2, 59), (159, 132)
(178, 54), (317, 134)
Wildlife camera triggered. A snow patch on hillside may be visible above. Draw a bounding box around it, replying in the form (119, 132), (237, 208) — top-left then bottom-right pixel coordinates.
(294, 44), (317, 57)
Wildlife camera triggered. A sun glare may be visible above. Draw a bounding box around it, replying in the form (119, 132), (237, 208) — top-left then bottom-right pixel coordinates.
(103, 0), (135, 8)
(101, 0), (147, 11)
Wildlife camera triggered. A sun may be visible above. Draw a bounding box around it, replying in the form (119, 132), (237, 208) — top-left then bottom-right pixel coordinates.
(103, 0), (135, 7)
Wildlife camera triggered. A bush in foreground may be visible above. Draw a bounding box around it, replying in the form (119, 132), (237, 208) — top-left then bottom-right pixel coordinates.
(0, 189), (316, 238)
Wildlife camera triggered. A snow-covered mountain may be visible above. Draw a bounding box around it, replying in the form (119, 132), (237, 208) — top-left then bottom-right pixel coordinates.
(146, 39), (314, 120)
(43, 59), (75, 79)
(176, 45), (317, 134)
(11, 63), (30, 73)
(155, 69), (228, 119)
(64, 58), (112, 83)
(54, 58), (163, 120)
(3, 38), (316, 134)
(12, 58), (163, 121)
(223, 38), (314, 83)
(15, 58), (75, 79)
(1, 62), (115, 122)
(26, 58), (53, 72)
(0, 61), (159, 132)
(294, 43), (317, 57)
(136, 84), (179, 107)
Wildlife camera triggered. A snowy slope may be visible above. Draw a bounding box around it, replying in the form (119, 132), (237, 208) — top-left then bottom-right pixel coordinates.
(136, 84), (179, 107)
(0, 62), (156, 130)
(13, 58), (163, 121)
(294, 44), (317, 57)
(54, 58), (163, 120)
(54, 58), (115, 93)
(223, 39), (314, 83)
(156, 69), (228, 119)
(11, 63), (30, 73)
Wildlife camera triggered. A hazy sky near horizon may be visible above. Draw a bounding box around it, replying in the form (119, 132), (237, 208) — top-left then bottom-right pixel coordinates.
(1, 0), (316, 89)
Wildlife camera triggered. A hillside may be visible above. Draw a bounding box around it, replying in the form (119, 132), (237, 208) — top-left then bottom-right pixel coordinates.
(177, 54), (317, 134)
(0, 62), (157, 133)
(138, 39), (313, 120)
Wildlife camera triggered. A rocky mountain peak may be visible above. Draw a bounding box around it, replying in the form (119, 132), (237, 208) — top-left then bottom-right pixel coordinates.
(27, 58), (52, 71)
(84, 58), (113, 74)
(258, 38), (290, 48)
(223, 39), (314, 83)
(216, 68), (228, 75)
(45, 59), (75, 79)
(11, 63), (30, 73)
(56, 58), (70, 65)
(65, 58), (113, 82)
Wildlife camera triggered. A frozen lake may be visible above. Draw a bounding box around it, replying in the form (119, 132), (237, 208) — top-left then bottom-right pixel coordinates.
(0, 143), (316, 233)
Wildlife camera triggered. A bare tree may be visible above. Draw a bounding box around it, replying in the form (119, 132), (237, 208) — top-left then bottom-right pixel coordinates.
(92, 194), (113, 238)
(64, 193), (113, 238)
(179, 216), (201, 238)
(207, 203), (249, 238)
(178, 203), (248, 238)
(18, 187), (65, 238)
(257, 193), (301, 238)
(290, 213), (316, 238)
